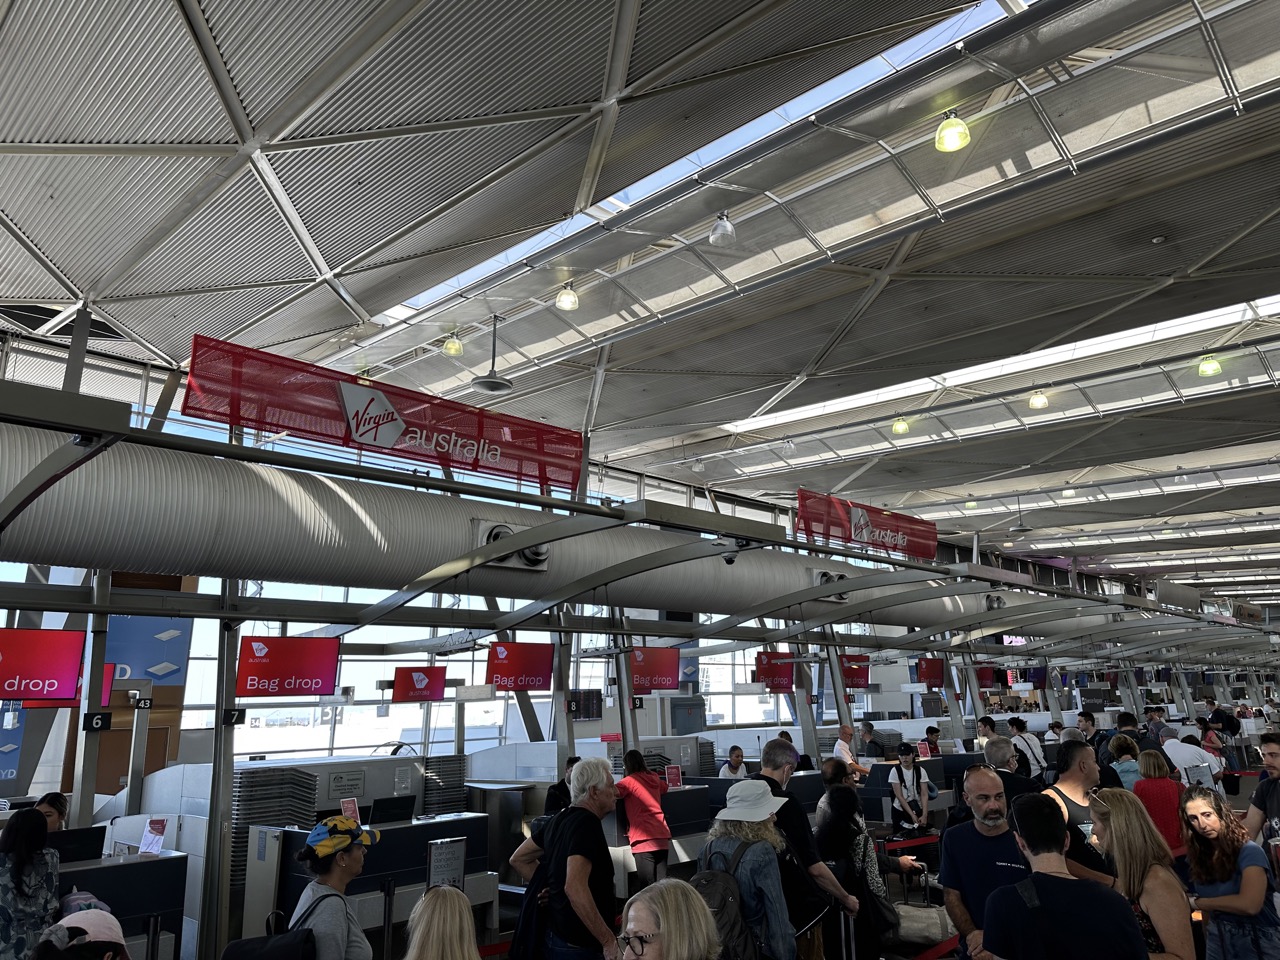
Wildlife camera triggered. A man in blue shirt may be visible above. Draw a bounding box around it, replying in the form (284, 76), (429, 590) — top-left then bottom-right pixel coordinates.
(940, 765), (1029, 960)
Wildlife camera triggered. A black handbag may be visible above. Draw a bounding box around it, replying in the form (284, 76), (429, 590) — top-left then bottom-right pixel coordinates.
(219, 892), (341, 960)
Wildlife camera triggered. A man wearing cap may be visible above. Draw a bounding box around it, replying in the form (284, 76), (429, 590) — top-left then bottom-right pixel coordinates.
(511, 756), (621, 960)
(36, 909), (130, 960)
(752, 736), (858, 957)
(291, 814), (381, 960)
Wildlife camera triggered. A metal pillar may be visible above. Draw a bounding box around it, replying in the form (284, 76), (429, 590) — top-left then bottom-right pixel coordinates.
(70, 569), (111, 828)
(824, 644), (853, 729)
(1173, 671), (1196, 719)
(1246, 672), (1266, 709)
(197, 580), (241, 960)
(551, 617), (577, 770)
(615, 645), (639, 752)
(941, 654), (966, 731)
(61, 304), (92, 393)
(1045, 665), (1064, 724)
(963, 657), (982, 720)
(1118, 667), (1142, 716)
(792, 646), (820, 760)
(123, 678), (154, 816)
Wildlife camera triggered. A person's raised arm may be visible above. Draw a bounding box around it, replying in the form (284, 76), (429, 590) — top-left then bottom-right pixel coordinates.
(509, 837), (543, 883)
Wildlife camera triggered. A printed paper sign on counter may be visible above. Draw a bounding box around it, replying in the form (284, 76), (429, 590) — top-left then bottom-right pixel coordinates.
(141, 818), (167, 855)
(235, 636), (339, 698)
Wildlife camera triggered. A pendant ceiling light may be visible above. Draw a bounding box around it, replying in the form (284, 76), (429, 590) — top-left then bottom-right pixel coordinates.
(1009, 495), (1032, 534)
(1028, 390), (1049, 410)
(708, 212), (736, 247)
(891, 417), (910, 436)
(555, 281), (579, 311)
(441, 331), (464, 357)
(1197, 355), (1222, 378)
(934, 110), (971, 152)
(471, 315), (513, 395)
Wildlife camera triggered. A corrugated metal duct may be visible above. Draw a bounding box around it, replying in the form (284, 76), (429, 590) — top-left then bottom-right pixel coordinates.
(0, 423), (1119, 636)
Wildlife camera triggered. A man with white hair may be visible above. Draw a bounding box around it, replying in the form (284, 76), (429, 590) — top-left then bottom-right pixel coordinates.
(511, 757), (621, 960)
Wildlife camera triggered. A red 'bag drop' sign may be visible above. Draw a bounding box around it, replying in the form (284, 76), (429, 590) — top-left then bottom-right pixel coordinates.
(235, 636), (339, 698)
(916, 658), (944, 687)
(755, 652), (794, 692)
(391, 666), (447, 703)
(24, 663), (113, 709)
(630, 647), (680, 694)
(0, 629), (85, 700)
(182, 336), (584, 493)
(839, 654), (871, 689)
(486, 642), (554, 691)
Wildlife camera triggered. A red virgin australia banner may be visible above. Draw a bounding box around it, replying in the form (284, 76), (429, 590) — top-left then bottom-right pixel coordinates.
(755, 652), (794, 693)
(839, 654), (871, 689)
(183, 336), (584, 493)
(796, 489), (937, 561)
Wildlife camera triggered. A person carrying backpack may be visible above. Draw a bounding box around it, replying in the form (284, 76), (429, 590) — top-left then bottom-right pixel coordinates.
(1206, 699), (1242, 771)
(695, 779), (795, 960)
(888, 742), (933, 833)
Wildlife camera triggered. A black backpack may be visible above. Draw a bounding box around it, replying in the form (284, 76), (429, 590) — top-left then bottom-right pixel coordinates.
(1222, 712), (1242, 737)
(692, 841), (768, 960)
(219, 892), (340, 960)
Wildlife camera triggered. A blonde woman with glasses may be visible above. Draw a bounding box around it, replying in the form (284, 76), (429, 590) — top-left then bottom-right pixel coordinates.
(619, 878), (719, 960)
(403, 885), (480, 960)
(1089, 788), (1195, 960)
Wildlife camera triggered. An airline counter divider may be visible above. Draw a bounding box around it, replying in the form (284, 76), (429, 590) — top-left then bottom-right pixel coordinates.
(243, 813), (497, 944)
(60, 850), (187, 960)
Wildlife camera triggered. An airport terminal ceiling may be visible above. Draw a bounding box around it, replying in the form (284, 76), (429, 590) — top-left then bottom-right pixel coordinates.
(2, 0), (1280, 669)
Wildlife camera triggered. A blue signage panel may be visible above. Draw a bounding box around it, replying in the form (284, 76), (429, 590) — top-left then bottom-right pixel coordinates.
(106, 616), (194, 686)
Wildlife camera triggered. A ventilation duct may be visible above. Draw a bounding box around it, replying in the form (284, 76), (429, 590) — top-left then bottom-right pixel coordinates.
(0, 423), (1123, 638)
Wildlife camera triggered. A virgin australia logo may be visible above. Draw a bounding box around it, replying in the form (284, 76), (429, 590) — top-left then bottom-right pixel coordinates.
(251, 642), (269, 657)
(496, 646), (508, 659)
(338, 382), (405, 448)
(412, 671), (429, 689)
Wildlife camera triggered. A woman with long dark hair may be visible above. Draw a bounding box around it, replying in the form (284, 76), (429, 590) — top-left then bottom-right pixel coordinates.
(1180, 786), (1280, 959)
(615, 750), (671, 889)
(0, 808), (60, 960)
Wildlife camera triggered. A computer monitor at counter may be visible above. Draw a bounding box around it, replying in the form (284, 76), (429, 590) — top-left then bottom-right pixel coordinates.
(47, 825), (107, 864)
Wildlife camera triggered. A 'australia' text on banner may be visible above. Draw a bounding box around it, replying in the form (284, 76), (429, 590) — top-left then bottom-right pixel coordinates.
(795, 489), (937, 561)
(183, 336), (584, 493)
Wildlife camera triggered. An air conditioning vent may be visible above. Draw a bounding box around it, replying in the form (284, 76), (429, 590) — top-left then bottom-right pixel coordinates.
(811, 569), (850, 602)
(472, 520), (551, 570)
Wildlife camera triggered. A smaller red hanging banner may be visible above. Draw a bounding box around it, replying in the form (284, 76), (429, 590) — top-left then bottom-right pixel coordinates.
(839, 654), (871, 689)
(916, 658), (944, 687)
(755, 652), (795, 693)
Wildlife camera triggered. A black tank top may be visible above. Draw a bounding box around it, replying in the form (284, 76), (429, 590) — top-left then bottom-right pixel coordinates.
(1048, 784), (1094, 838)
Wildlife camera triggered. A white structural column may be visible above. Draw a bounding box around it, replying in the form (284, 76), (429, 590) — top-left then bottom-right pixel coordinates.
(70, 569), (111, 827)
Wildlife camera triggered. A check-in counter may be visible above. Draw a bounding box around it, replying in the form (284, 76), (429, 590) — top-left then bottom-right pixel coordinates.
(60, 851), (186, 960)
(603, 785), (710, 898)
(242, 813), (498, 942)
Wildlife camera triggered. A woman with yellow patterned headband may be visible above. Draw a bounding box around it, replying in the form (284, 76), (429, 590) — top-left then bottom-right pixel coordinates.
(290, 815), (381, 960)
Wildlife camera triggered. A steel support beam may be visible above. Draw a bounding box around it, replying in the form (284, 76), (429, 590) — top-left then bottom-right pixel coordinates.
(70, 569), (110, 828)
(792, 645), (820, 761)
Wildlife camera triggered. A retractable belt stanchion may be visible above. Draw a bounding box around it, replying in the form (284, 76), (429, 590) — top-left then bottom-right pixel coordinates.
(381, 878), (396, 960)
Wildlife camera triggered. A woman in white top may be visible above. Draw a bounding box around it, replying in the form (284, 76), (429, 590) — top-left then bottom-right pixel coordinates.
(1007, 716), (1047, 781)
(888, 742), (931, 832)
(719, 745), (748, 779)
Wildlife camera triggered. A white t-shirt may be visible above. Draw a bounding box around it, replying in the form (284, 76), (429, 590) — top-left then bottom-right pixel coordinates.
(888, 764), (930, 811)
(1162, 739), (1225, 796)
(1012, 732), (1047, 778)
(833, 738), (855, 766)
(719, 761), (747, 780)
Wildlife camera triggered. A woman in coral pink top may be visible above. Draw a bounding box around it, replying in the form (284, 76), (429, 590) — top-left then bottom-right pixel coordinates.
(1133, 750), (1185, 852)
(614, 750), (672, 889)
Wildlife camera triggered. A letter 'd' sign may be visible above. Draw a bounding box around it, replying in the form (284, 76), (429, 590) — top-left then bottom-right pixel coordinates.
(0, 630), (85, 701)
(235, 636), (339, 698)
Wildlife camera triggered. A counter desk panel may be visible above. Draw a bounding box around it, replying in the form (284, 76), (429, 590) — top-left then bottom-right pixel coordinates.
(60, 851), (187, 960)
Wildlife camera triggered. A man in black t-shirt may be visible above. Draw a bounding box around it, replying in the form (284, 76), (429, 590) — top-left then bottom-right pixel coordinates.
(1245, 733), (1280, 844)
(751, 737), (858, 936)
(543, 755), (580, 815)
(511, 756), (620, 960)
(983, 794), (1146, 960)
